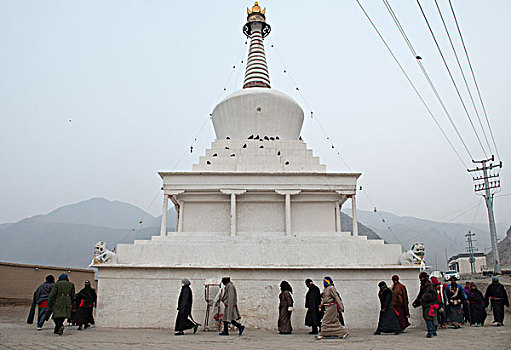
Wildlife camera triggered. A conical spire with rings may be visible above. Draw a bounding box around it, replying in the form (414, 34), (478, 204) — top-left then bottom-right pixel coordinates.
(243, 2), (271, 89)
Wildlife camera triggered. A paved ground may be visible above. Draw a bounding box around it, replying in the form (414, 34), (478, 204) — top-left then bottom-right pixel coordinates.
(1, 305), (509, 350)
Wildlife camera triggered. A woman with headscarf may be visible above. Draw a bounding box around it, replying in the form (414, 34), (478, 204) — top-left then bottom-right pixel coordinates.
(278, 281), (294, 334)
(374, 281), (401, 335)
(445, 276), (465, 328)
(316, 277), (348, 340)
(468, 282), (486, 326)
(175, 278), (199, 335)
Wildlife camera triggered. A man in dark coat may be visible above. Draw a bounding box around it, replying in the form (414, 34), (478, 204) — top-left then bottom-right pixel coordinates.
(391, 275), (410, 331)
(175, 278), (199, 335)
(27, 275), (55, 330)
(304, 279), (322, 335)
(47, 273), (75, 335)
(374, 281), (401, 335)
(75, 280), (97, 330)
(412, 272), (438, 338)
(484, 276), (509, 326)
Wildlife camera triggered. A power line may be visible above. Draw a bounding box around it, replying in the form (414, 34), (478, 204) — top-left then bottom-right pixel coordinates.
(380, 0), (475, 162)
(354, 0), (468, 168)
(415, 0), (488, 158)
(433, 0), (493, 156)
(448, 0), (501, 161)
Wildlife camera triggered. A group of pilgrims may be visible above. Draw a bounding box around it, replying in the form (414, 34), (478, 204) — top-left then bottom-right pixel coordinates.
(175, 273), (509, 340)
(27, 274), (97, 335)
(377, 272), (509, 338)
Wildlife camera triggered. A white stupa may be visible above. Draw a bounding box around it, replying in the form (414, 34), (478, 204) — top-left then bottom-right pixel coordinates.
(96, 2), (420, 329)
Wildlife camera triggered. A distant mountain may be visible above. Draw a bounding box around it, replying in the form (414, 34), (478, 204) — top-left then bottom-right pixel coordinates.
(0, 198), (177, 268)
(345, 208), (509, 270)
(486, 226), (511, 268)
(14, 198), (162, 229)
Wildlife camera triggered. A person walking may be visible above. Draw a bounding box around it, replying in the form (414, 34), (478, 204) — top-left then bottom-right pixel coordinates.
(391, 275), (410, 331)
(467, 282), (486, 327)
(316, 277), (348, 340)
(412, 272), (438, 338)
(374, 281), (401, 335)
(27, 275), (55, 330)
(484, 276), (509, 326)
(431, 277), (448, 329)
(75, 280), (97, 330)
(219, 277), (245, 336)
(47, 273), (75, 335)
(304, 279), (322, 335)
(445, 276), (465, 328)
(278, 281), (293, 334)
(174, 278), (199, 335)
(462, 281), (472, 324)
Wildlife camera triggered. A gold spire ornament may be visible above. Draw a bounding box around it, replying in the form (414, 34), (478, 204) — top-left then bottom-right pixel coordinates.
(247, 2), (266, 22)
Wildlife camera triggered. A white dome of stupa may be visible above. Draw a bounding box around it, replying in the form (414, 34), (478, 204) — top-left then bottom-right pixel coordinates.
(212, 88), (304, 140)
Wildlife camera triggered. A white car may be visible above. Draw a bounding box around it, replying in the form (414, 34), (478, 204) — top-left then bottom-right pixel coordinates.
(444, 270), (460, 282)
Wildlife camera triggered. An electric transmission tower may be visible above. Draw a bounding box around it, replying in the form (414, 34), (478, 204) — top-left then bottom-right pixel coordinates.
(467, 156), (502, 274)
(465, 231), (477, 274)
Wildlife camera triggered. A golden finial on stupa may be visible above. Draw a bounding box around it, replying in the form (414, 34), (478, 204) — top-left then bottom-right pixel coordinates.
(247, 2), (266, 15)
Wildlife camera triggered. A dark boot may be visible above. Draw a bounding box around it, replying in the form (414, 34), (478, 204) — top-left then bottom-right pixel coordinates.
(219, 322), (229, 336)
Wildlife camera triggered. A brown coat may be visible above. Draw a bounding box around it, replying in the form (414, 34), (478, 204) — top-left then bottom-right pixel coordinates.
(221, 282), (241, 322)
(391, 282), (410, 317)
(320, 285), (347, 337)
(278, 290), (293, 333)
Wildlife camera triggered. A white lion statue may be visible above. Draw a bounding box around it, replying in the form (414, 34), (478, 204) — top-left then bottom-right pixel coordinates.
(400, 242), (426, 270)
(90, 241), (116, 266)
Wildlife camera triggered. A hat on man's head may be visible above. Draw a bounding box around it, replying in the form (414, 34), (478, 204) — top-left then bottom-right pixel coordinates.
(59, 273), (68, 280)
(431, 277), (440, 285)
(84, 280), (91, 285)
(419, 271), (429, 279)
(492, 275), (499, 282)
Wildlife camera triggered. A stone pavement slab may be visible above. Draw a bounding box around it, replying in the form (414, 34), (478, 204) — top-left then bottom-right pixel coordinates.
(1, 306), (509, 349)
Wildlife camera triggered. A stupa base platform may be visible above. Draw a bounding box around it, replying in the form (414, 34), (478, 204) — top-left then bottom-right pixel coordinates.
(96, 264), (422, 330)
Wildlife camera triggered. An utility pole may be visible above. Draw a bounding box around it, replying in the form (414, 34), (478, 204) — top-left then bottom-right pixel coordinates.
(467, 156), (502, 274)
(465, 231), (477, 274)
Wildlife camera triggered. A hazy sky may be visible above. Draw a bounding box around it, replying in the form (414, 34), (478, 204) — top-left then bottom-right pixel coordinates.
(1, 1), (509, 230)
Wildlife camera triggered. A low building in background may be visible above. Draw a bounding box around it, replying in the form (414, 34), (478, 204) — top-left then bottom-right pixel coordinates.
(448, 253), (487, 275)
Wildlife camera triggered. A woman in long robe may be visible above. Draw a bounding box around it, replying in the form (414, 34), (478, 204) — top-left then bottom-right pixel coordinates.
(316, 277), (348, 340)
(375, 281), (401, 335)
(278, 281), (293, 334)
(468, 282), (486, 326)
(391, 275), (410, 331)
(175, 278), (199, 335)
(445, 278), (465, 328)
